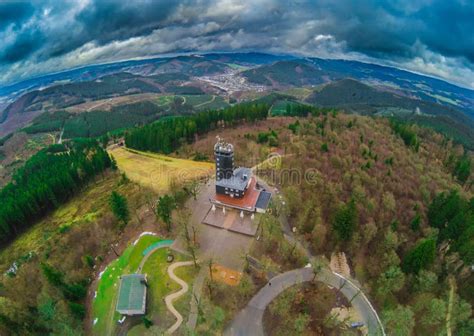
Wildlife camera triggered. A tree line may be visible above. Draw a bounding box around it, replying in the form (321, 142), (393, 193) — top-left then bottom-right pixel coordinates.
(125, 103), (269, 153)
(285, 102), (333, 117)
(0, 139), (112, 244)
(427, 190), (474, 264)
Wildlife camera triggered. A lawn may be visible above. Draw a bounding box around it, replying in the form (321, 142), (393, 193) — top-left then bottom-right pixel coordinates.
(92, 234), (163, 335)
(127, 250), (199, 335)
(108, 147), (213, 193)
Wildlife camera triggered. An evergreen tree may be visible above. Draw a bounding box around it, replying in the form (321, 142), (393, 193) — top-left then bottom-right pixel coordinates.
(402, 239), (436, 274)
(332, 199), (357, 241)
(125, 103), (270, 153)
(157, 195), (176, 231)
(454, 155), (471, 184)
(109, 191), (130, 228)
(0, 139), (111, 244)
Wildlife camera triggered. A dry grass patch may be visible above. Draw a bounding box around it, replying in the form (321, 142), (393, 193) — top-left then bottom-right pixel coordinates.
(108, 147), (213, 193)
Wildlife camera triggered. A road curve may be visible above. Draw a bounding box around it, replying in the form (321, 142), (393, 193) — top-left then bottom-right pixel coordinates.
(165, 261), (195, 334)
(225, 267), (385, 336)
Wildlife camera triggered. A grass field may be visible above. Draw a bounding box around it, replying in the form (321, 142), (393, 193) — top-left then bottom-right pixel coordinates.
(155, 95), (174, 107)
(195, 95), (229, 111)
(92, 234), (161, 335)
(127, 250), (198, 335)
(93, 235), (197, 336)
(280, 87), (313, 100)
(154, 94), (229, 112)
(108, 147), (213, 193)
(0, 173), (119, 272)
(270, 100), (300, 116)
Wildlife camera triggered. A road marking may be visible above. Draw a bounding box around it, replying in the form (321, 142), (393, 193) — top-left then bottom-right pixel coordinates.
(333, 272), (386, 336)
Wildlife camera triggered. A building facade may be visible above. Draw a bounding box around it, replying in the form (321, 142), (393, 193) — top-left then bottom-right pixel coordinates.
(214, 137), (251, 198)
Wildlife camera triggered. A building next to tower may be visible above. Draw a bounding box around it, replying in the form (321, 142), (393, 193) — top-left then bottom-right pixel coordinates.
(211, 137), (271, 213)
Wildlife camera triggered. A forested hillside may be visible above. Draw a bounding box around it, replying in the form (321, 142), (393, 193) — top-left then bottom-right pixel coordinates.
(305, 79), (474, 149)
(0, 140), (112, 244)
(247, 113), (474, 335)
(125, 103), (269, 153)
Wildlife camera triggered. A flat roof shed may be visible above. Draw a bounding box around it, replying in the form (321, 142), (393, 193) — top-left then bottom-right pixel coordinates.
(255, 191), (272, 213)
(116, 274), (147, 315)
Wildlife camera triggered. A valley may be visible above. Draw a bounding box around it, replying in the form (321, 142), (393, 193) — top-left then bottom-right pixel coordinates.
(0, 53), (473, 336)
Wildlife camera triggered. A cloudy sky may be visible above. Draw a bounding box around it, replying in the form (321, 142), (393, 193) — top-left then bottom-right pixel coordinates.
(1, 0), (473, 88)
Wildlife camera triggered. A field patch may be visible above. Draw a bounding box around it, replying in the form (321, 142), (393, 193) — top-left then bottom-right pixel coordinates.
(0, 173), (119, 272)
(93, 234), (197, 336)
(270, 100), (300, 116)
(92, 234), (161, 335)
(108, 147), (213, 193)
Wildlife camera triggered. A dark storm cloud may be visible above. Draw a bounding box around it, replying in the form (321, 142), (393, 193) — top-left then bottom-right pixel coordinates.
(325, 1), (474, 62)
(43, 1), (179, 59)
(0, 2), (34, 29)
(0, 30), (44, 63)
(0, 0), (473, 88)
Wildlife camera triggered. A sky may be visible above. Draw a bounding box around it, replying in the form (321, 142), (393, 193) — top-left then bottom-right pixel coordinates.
(0, 0), (473, 89)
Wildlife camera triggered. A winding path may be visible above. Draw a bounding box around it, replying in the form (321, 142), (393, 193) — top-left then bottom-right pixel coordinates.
(225, 267), (385, 336)
(225, 178), (386, 336)
(165, 261), (195, 334)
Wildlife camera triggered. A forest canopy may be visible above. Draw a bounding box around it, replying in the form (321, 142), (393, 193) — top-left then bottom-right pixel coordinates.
(0, 139), (112, 244)
(125, 103), (269, 153)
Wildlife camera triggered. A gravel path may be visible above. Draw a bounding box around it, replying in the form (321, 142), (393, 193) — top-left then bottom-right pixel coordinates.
(165, 261), (195, 334)
(225, 267), (385, 336)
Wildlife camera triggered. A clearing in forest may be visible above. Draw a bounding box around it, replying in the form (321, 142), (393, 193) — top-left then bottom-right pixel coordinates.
(108, 147), (213, 193)
(92, 234), (197, 336)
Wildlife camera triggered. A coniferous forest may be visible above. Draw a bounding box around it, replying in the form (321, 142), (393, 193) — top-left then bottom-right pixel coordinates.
(0, 140), (112, 244)
(125, 103), (269, 153)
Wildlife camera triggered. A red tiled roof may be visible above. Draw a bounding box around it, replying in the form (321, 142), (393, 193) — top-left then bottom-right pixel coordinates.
(212, 177), (260, 210)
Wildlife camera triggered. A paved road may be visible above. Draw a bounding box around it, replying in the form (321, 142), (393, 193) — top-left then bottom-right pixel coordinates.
(225, 267), (385, 336)
(165, 261), (195, 334)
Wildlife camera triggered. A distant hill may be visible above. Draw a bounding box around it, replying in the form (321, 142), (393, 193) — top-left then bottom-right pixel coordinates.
(306, 79), (474, 148)
(241, 60), (326, 87)
(1, 52), (473, 147)
(0, 52), (288, 101)
(0, 71), (207, 135)
(240, 58), (473, 116)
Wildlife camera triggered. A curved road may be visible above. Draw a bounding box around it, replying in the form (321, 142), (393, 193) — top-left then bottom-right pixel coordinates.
(225, 267), (385, 336)
(165, 261), (195, 334)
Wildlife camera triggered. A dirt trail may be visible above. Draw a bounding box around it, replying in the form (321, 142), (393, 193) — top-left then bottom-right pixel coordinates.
(165, 261), (195, 334)
(330, 252), (351, 278)
(194, 95), (216, 108)
(446, 277), (455, 336)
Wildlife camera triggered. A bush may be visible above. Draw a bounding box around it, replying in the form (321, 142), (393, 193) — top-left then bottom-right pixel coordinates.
(142, 316), (153, 328)
(332, 200), (357, 241)
(68, 302), (86, 320)
(402, 239), (436, 274)
(320, 143), (329, 153)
